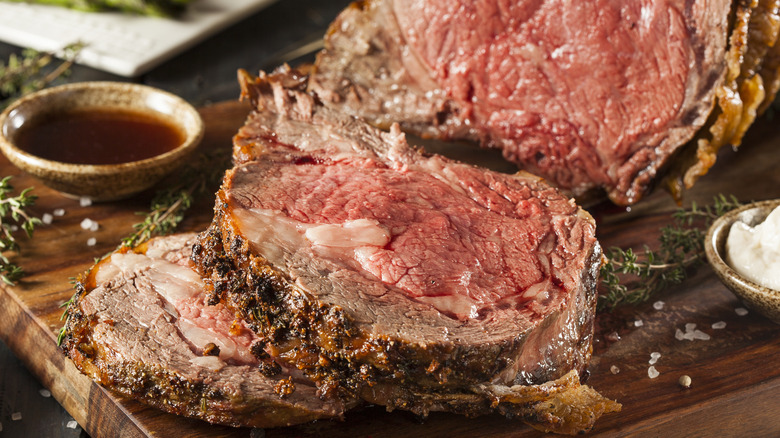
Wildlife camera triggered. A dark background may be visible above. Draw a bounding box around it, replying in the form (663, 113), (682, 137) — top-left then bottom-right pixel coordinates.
(0, 1), (350, 436)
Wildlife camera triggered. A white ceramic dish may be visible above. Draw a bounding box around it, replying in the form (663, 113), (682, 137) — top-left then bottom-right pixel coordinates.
(0, 0), (277, 77)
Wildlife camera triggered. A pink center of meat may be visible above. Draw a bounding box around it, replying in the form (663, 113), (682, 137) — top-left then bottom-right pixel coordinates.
(394, 0), (689, 188)
(233, 158), (587, 320)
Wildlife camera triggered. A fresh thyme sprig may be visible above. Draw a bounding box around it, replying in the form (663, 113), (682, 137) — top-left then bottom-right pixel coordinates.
(119, 148), (229, 249)
(0, 176), (41, 285)
(598, 194), (743, 310)
(1, 44), (81, 111)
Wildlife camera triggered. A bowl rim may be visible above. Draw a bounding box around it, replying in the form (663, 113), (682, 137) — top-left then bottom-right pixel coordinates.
(705, 198), (780, 298)
(0, 81), (204, 175)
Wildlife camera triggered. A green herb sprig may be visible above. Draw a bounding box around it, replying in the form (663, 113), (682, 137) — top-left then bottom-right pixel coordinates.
(0, 176), (41, 285)
(599, 194), (743, 310)
(4, 0), (192, 17)
(1, 44), (81, 111)
(119, 148), (229, 249)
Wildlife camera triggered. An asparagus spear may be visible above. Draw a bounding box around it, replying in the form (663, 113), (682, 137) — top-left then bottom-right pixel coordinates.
(4, 0), (192, 17)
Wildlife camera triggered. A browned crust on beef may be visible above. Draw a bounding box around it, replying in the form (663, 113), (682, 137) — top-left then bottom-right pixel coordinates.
(665, 0), (780, 199)
(191, 217), (618, 434)
(61, 234), (347, 428)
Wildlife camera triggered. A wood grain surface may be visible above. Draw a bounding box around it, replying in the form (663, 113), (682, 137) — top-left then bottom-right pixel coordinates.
(0, 99), (779, 438)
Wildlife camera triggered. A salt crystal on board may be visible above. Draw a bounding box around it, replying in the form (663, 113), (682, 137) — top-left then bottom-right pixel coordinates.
(89, 221), (99, 232)
(39, 389), (51, 398)
(11, 412), (21, 421)
(649, 352), (661, 364)
(87, 237), (97, 247)
(712, 321), (727, 329)
(79, 197), (92, 207)
(80, 218), (93, 230)
(735, 307), (749, 316)
(653, 300), (665, 310)
(634, 319), (644, 327)
(66, 420), (78, 429)
(675, 328), (685, 341)
(610, 365), (620, 374)
(693, 330), (711, 341)
(685, 322), (696, 331)
(648, 366), (659, 379)
(42, 213), (53, 225)
(53, 208), (65, 216)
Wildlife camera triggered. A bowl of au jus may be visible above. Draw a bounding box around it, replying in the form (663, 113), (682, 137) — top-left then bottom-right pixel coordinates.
(705, 199), (780, 324)
(0, 81), (203, 201)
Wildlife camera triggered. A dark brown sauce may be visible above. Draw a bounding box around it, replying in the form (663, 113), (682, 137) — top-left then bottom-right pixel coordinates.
(15, 108), (185, 165)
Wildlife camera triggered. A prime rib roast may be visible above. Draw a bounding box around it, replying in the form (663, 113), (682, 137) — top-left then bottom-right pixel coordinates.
(61, 0), (780, 433)
(309, 0), (780, 205)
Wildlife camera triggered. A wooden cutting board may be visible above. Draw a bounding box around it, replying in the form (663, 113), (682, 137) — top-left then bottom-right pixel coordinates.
(1, 99), (779, 437)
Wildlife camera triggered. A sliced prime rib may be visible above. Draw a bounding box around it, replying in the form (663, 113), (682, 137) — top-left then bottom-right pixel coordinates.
(308, 0), (779, 205)
(60, 233), (348, 428)
(191, 69), (620, 434)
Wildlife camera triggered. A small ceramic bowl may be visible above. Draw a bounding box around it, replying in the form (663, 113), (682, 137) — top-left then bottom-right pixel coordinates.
(0, 81), (203, 201)
(705, 199), (780, 324)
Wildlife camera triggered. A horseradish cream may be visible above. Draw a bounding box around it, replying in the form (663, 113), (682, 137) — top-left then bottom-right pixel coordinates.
(725, 205), (780, 291)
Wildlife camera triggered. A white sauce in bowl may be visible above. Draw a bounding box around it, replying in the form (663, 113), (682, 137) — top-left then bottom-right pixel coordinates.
(725, 206), (780, 291)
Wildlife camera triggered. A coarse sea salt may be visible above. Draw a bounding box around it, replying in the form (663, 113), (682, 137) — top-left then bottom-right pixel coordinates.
(66, 420), (78, 429)
(79, 197), (92, 207)
(39, 388), (51, 398)
(11, 412), (22, 421)
(653, 300), (665, 310)
(42, 213), (53, 225)
(80, 218), (93, 230)
(735, 307), (749, 316)
(634, 319), (644, 327)
(53, 208), (65, 216)
(712, 321), (727, 329)
(677, 322), (712, 341)
(610, 365), (620, 374)
(648, 366), (660, 379)
(649, 352), (661, 364)
(87, 237), (97, 247)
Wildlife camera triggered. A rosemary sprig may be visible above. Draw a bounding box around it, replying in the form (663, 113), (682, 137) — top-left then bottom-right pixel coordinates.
(0, 176), (41, 285)
(1, 44), (81, 111)
(598, 194), (743, 310)
(119, 148), (229, 249)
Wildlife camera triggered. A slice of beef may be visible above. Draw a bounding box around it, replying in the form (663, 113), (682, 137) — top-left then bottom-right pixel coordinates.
(192, 69), (620, 434)
(308, 0), (733, 205)
(61, 233), (347, 428)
